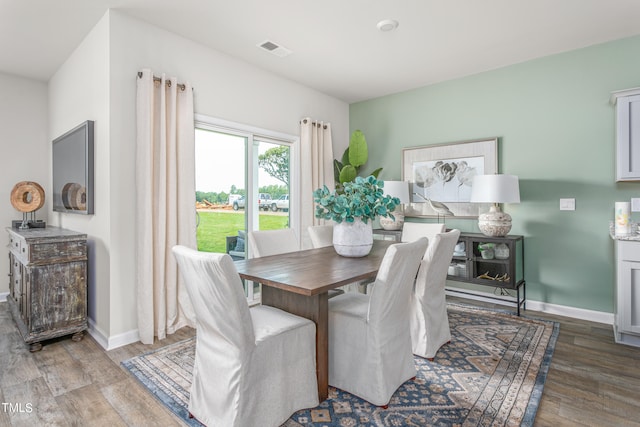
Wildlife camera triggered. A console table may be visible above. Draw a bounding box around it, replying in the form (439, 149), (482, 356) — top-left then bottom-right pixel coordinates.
(446, 233), (525, 315)
(6, 226), (88, 351)
(372, 228), (402, 241)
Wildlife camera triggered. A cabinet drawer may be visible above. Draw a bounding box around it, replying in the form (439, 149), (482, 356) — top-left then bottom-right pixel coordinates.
(8, 232), (30, 263)
(617, 240), (640, 261)
(29, 240), (86, 264)
(8, 232), (24, 253)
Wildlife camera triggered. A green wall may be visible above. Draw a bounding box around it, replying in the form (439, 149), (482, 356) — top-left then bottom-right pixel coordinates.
(351, 35), (640, 314)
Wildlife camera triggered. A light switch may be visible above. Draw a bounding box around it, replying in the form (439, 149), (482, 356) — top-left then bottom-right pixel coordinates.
(632, 198), (640, 212)
(560, 198), (575, 211)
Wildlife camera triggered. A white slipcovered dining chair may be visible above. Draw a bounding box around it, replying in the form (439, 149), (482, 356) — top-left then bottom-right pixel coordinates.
(328, 237), (428, 407)
(248, 228), (299, 258)
(307, 224), (333, 248)
(172, 246), (318, 427)
(307, 225), (362, 295)
(410, 229), (461, 360)
(401, 222), (445, 244)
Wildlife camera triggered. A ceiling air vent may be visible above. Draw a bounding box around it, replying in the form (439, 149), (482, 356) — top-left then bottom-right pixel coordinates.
(257, 40), (292, 58)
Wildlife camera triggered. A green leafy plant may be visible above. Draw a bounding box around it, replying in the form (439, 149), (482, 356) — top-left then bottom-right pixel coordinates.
(313, 176), (400, 224)
(333, 130), (382, 191)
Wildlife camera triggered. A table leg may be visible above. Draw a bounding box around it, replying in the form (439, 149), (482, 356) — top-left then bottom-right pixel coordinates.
(262, 286), (329, 401)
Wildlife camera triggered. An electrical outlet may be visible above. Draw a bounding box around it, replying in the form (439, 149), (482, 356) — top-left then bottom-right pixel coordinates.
(632, 198), (640, 212)
(560, 198), (575, 211)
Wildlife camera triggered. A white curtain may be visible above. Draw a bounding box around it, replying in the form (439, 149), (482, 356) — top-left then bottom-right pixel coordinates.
(135, 69), (197, 344)
(300, 118), (334, 248)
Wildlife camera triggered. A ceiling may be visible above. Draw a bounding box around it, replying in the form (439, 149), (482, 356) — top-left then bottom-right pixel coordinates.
(2, 0), (640, 103)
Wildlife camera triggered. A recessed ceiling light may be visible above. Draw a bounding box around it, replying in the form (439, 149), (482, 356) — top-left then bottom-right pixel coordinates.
(377, 19), (399, 32)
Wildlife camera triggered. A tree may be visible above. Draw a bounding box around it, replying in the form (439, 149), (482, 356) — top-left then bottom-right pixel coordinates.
(258, 146), (289, 186)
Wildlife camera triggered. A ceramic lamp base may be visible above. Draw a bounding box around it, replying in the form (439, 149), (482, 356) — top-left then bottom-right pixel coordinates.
(379, 214), (405, 231)
(477, 206), (512, 237)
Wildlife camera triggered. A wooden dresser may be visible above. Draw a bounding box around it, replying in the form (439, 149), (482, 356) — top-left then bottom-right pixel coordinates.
(6, 226), (88, 351)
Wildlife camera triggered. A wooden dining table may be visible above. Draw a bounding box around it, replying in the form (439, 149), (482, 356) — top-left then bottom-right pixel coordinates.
(234, 239), (394, 401)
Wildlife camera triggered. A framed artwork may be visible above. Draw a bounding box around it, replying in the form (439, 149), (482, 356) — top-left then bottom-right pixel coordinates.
(52, 120), (95, 215)
(402, 137), (498, 218)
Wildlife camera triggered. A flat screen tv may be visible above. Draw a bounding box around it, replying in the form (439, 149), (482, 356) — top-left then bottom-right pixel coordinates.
(52, 120), (94, 214)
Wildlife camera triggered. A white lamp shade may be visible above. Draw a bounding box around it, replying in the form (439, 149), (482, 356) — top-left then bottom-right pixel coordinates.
(470, 174), (520, 204)
(383, 181), (410, 204)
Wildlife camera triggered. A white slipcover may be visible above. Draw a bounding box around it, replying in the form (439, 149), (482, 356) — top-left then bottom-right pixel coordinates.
(307, 224), (334, 248)
(307, 225), (363, 295)
(172, 246), (318, 427)
(410, 229), (461, 359)
(248, 228), (298, 258)
(328, 237), (428, 406)
(401, 222), (445, 243)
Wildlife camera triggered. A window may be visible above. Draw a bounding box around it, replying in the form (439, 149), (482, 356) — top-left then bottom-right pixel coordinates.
(194, 115), (299, 302)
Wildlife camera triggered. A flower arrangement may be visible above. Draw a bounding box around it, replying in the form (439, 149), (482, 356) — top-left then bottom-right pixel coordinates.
(313, 175), (400, 224)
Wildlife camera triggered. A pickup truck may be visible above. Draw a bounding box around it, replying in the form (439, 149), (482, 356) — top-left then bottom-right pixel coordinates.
(270, 194), (289, 212)
(232, 196), (245, 210)
(233, 193), (272, 211)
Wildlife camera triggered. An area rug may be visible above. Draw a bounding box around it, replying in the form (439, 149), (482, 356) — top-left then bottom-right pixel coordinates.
(122, 303), (558, 426)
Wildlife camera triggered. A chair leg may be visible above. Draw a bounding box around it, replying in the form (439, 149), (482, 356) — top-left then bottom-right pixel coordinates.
(428, 341), (452, 362)
(380, 377), (416, 409)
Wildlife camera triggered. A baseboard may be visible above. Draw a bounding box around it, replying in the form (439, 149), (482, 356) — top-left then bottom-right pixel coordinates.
(87, 317), (140, 351)
(446, 288), (614, 325)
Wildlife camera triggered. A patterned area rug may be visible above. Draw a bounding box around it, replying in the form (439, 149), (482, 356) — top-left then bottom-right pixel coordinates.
(122, 303), (558, 426)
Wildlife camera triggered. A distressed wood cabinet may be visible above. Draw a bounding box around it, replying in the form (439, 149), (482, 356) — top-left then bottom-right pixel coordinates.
(6, 226), (87, 351)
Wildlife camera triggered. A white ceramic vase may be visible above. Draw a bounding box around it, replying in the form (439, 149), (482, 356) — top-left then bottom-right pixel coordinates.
(333, 217), (373, 257)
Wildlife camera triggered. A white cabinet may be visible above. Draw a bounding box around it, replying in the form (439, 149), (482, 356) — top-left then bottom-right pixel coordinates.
(614, 240), (640, 347)
(612, 88), (640, 181)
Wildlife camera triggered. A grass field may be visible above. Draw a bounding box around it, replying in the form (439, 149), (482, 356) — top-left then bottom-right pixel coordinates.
(196, 210), (289, 253)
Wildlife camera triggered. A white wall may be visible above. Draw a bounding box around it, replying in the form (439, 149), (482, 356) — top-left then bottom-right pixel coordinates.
(48, 14), (111, 339)
(107, 10), (349, 339)
(45, 10), (349, 345)
(0, 72), (48, 295)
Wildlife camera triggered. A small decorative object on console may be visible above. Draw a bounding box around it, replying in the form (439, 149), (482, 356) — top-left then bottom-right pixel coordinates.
(10, 181), (46, 229)
(494, 243), (510, 259)
(478, 243), (495, 259)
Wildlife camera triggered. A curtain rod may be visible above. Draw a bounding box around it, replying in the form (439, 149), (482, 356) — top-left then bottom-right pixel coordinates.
(300, 118), (328, 129)
(137, 72), (187, 91)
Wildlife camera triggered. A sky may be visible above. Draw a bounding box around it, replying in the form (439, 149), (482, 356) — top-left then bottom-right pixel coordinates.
(194, 129), (283, 193)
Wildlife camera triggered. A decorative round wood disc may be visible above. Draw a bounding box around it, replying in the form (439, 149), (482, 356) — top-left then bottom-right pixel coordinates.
(10, 181), (45, 213)
(74, 186), (87, 210)
(61, 183), (84, 210)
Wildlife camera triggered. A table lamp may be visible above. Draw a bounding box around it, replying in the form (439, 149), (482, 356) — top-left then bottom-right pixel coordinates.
(379, 180), (410, 230)
(470, 174), (520, 236)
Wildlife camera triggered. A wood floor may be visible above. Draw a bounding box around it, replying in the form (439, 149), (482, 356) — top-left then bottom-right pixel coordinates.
(0, 297), (639, 426)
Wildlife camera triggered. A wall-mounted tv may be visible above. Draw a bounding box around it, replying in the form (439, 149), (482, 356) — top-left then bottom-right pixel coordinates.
(52, 120), (94, 214)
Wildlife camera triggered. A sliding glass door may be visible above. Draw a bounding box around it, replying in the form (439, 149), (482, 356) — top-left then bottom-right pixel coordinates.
(194, 117), (297, 303)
